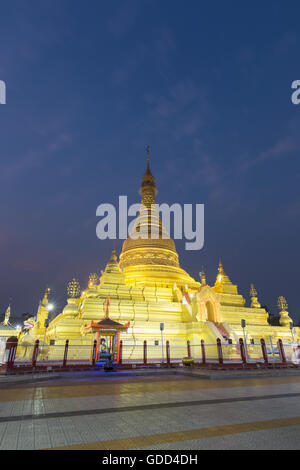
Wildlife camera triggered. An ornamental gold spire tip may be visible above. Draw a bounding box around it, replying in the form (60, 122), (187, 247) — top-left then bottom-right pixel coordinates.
(218, 259), (224, 273)
(250, 283), (257, 298)
(89, 273), (99, 287)
(278, 296), (288, 312)
(67, 279), (81, 299)
(250, 283), (260, 308)
(41, 287), (50, 306)
(3, 304), (11, 326)
(200, 266), (206, 285)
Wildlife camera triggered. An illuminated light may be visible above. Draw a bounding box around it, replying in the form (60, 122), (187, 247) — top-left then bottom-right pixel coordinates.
(48, 303), (54, 311)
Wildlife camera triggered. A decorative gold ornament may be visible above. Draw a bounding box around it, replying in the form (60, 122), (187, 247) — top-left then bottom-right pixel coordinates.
(89, 273), (99, 286)
(250, 284), (257, 298)
(41, 287), (51, 306)
(278, 296), (288, 312)
(67, 278), (81, 298)
(3, 305), (11, 326)
(250, 283), (260, 308)
(200, 267), (206, 285)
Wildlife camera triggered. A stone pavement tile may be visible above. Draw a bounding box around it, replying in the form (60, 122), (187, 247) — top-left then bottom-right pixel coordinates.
(32, 400), (46, 417)
(17, 421), (35, 450)
(137, 424), (300, 450)
(0, 401), (14, 417)
(107, 426), (141, 440)
(2, 375), (300, 450)
(4, 375), (300, 405)
(0, 422), (20, 450)
(34, 420), (51, 450)
(48, 418), (69, 448)
(23, 400), (34, 415)
(10, 400), (24, 417)
(72, 415), (112, 443)
(70, 415), (104, 444)
(128, 418), (300, 450)
(58, 416), (84, 446)
(2, 378), (300, 421)
(46, 410), (300, 450)
(0, 423), (7, 446)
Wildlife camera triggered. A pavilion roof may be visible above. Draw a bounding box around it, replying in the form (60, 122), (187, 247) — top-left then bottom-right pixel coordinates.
(83, 317), (130, 333)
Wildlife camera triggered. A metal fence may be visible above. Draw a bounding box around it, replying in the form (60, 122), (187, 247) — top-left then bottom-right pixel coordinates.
(119, 339), (300, 365)
(2, 337), (300, 369)
(14, 342), (94, 367)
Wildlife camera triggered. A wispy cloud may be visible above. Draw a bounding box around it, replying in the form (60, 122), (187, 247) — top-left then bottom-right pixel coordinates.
(107, 0), (142, 38)
(144, 79), (208, 140)
(239, 135), (299, 173)
(0, 128), (73, 181)
(112, 42), (146, 85)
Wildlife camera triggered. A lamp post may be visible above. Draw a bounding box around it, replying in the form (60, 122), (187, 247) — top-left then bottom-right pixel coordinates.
(41, 303), (53, 360)
(160, 323), (164, 363)
(241, 319), (249, 362)
(269, 336), (276, 363)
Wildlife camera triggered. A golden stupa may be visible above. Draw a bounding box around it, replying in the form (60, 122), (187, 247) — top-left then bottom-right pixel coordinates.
(10, 151), (300, 363)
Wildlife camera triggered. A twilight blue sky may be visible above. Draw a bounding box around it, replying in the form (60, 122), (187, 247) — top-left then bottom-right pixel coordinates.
(0, 0), (300, 321)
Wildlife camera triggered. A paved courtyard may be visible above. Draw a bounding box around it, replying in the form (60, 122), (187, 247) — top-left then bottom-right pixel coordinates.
(0, 371), (300, 450)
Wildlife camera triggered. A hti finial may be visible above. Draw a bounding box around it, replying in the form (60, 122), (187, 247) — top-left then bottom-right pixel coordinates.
(4, 304), (11, 326)
(200, 266), (206, 285)
(278, 296), (288, 312)
(250, 283), (257, 298)
(146, 145), (150, 164)
(42, 287), (50, 305)
(67, 279), (81, 298)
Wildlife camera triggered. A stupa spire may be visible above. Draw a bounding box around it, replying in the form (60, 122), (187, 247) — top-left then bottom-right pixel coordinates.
(140, 145), (157, 201)
(3, 304), (11, 326)
(218, 259), (224, 273)
(119, 149), (199, 290)
(250, 283), (261, 308)
(278, 296), (292, 327)
(100, 249), (125, 285)
(41, 287), (50, 307)
(215, 259), (232, 286)
(200, 266), (206, 285)
(213, 259), (239, 296)
(120, 150), (179, 267)
(106, 248), (119, 269)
